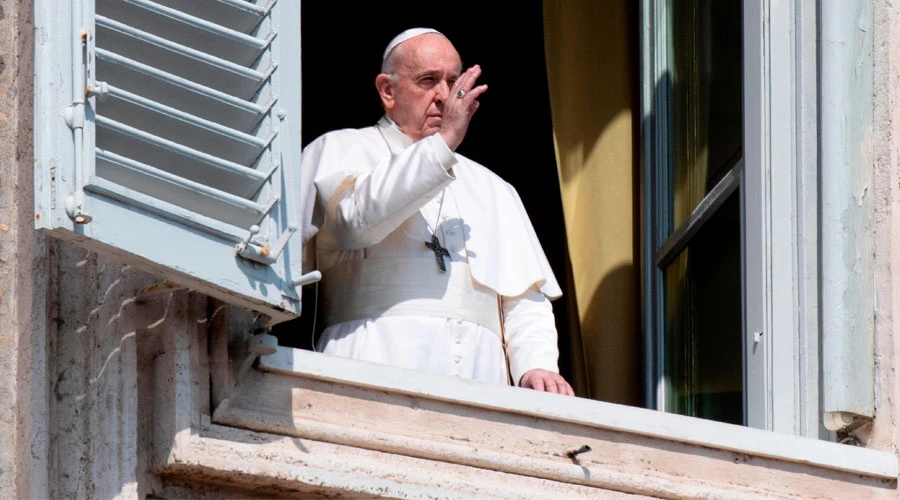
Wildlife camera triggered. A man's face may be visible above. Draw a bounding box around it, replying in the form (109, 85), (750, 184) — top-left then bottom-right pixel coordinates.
(384, 35), (462, 141)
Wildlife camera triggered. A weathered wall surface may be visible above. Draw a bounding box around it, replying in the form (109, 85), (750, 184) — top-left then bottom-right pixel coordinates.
(871, 0), (900, 454)
(0, 0), (213, 496)
(49, 244), (208, 499)
(0, 0), (41, 498)
(0, 2), (163, 497)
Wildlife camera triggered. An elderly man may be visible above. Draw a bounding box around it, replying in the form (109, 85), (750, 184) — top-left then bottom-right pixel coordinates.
(301, 28), (573, 395)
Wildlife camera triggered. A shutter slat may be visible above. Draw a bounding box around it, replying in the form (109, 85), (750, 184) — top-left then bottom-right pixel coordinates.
(96, 116), (267, 198)
(96, 15), (269, 99)
(96, 149), (270, 228)
(96, 49), (270, 132)
(99, 85), (269, 166)
(152, 0), (268, 34)
(84, 177), (248, 243)
(96, 0), (270, 66)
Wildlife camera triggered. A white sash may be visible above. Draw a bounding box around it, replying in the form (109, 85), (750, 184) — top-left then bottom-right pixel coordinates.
(321, 257), (502, 338)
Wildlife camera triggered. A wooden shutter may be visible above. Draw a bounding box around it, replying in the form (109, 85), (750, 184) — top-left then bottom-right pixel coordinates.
(34, 0), (307, 324)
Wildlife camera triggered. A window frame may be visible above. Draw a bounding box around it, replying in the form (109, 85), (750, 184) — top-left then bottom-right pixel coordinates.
(744, 0), (822, 436)
(641, 0), (819, 434)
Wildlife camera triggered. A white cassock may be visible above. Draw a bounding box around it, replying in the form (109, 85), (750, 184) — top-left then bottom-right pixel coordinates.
(301, 116), (563, 386)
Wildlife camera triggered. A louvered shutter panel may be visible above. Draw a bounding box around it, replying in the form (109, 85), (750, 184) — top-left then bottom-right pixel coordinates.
(34, 0), (308, 324)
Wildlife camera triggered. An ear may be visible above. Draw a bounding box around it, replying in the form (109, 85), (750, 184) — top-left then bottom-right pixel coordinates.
(375, 73), (394, 110)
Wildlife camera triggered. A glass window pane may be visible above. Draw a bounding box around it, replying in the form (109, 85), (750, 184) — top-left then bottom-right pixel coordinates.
(669, 0), (743, 231)
(664, 192), (742, 424)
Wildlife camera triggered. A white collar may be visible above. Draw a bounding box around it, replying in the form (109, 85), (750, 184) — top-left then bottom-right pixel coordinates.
(377, 115), (415, 152)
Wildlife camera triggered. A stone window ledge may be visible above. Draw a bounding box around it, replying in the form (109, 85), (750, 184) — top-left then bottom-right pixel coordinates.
(161, 346), (899, 498)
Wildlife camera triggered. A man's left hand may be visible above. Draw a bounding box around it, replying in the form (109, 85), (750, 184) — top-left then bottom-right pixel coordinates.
(519, 369), (575, 396)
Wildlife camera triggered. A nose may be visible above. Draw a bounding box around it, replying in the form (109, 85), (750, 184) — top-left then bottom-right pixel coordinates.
(435, 80), (450, 104)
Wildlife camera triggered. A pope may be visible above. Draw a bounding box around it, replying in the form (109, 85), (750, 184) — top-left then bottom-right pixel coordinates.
(301, 28), (574, 395)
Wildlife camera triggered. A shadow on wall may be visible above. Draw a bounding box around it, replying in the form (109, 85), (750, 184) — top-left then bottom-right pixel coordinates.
(51, 242), (309, 498)
(52, 242), (200, 498)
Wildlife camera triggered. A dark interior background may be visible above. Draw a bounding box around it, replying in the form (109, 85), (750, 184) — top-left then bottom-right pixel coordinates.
(274, 2), (577, 386)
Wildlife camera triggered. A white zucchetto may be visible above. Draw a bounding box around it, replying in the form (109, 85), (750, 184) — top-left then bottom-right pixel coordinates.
(382, 28), (447, 62)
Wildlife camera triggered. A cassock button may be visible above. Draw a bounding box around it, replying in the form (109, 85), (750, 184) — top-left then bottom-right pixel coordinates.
(454, 337), (461, 344)
(452, 355), (461, 364)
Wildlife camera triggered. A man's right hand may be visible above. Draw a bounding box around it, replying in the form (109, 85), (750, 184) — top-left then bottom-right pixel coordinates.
(440, 64), (488, 151)
(520, 369), (575, 396)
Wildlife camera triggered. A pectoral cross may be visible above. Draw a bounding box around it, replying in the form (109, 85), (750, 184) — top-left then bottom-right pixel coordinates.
(425, 233), (451, 272)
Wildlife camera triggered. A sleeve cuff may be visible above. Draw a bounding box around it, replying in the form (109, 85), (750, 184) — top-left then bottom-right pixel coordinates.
(427, 134), (458, 172)
(509, 353), (560, 387)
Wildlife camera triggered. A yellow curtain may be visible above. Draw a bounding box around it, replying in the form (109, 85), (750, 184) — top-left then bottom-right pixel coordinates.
(543, 0), (640, 405)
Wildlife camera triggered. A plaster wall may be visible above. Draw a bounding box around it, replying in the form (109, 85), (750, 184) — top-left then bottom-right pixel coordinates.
(872, 0), (900, 453)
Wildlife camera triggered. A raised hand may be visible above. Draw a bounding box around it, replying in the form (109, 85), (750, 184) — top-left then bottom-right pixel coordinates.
(439, 64), (488, 151)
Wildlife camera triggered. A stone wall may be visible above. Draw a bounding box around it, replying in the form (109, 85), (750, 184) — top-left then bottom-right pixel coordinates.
(49, 244), (207, 498)
(0, 1), (214, 496)
(872, 0), (900, 454)
(0, 0), (39, 497)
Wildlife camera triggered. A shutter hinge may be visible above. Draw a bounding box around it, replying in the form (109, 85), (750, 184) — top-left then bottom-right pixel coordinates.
(86, 81), (109, 101)
(235, 223), (298, 265)
(235, 224), (272, 263)
(64, 28), (93, 225)
(63, 103), (85, 130)
(64, 193), (91, 224)
(63, 104), (91, 224)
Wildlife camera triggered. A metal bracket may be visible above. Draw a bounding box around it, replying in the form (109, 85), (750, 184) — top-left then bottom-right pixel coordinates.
(64, 193), (92, 224)
(235, 224), (275, 264)
(86, 80), (109, 101)
(63, 102), (91, 224)
(823, 411), (854, 431)
(64, 103), (85, 130)
(248, 328), (278, 356)
(64, 27), (93, 225)
(291, 270), (321, 289)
